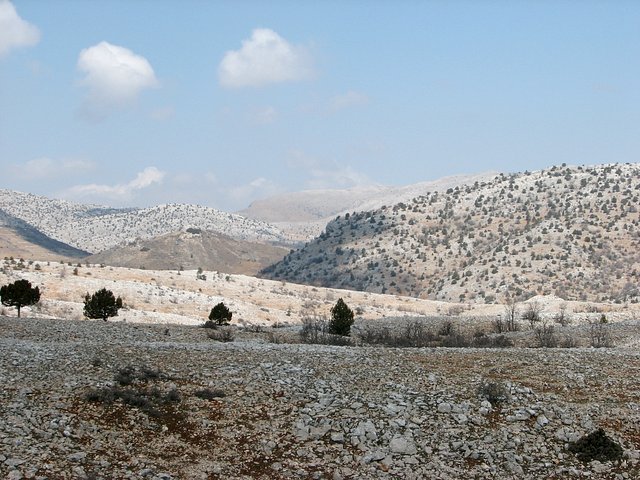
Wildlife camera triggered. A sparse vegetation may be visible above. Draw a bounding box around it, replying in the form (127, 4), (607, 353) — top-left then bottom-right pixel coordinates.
(84, 364), (178, 419)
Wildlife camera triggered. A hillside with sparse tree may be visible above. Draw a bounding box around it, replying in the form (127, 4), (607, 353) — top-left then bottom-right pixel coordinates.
(262, 163), (640, 304)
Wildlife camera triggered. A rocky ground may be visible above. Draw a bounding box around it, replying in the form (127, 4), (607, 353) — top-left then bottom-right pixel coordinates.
(2, 316), (640, 480)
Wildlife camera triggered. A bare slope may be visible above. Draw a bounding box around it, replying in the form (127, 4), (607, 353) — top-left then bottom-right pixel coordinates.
(0, 209), (89, 260)
(87, 229), (289, 275)
(261, 163), (640, 304)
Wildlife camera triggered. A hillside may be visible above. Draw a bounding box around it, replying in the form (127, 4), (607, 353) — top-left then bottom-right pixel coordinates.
(0, 209), (89, 261)
(240, 172), (497, 240)
(0, 190), (290, 253)
(261, 163), (640, 304)
(87, 229), (289, 275)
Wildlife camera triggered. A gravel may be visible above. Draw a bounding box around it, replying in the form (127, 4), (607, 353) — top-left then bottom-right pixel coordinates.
(1, 316), (639, 479)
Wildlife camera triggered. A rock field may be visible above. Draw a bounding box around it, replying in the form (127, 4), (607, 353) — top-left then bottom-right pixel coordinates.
(1, 316), (640, 480)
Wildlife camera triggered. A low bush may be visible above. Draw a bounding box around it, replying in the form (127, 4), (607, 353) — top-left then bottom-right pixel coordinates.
(478, 381), (510, 406)
(568, 428), (623, 463)
(194, 388), (226, 400)
(473, 334), (513, 348)
(300, 316), (353, 346)
(207, 327), (235, 342)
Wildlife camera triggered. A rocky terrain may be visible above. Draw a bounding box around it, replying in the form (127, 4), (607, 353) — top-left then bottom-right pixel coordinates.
(262, 163), (640, 304)
(2, 316), (640, 480)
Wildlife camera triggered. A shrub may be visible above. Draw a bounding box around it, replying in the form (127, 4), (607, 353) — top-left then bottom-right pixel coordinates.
(478, 381), (510, 406)
(300, 316), (353, 346)
(533, 320), (557, 348)
(194, 388), (226, 400)
(329, 298), (355, 336)
(522, 302), (542, 330)
(207, 327), (235, 342)
(568, 428), (623, 463)
(473, 334), (513, 348)
(589, 314), (612, 348)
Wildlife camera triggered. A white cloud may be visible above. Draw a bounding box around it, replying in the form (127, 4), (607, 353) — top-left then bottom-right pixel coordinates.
(64, 167), (165, 201)
(77, 41), (158, 116)
(329, 90), (370, 112)
(219, 28), (313, 88)
(0, 1), (40, 58)
(9, 157), (95, 179)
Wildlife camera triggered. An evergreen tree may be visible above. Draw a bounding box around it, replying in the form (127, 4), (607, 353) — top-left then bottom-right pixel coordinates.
(0, 279), (41, 318)
(84, 288), (123, 321)
(329, 298), (355, 336)
(206, 302), (232, 327)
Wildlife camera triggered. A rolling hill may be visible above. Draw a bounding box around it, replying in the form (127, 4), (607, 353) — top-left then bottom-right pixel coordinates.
(261, 163), (640, 304)
(86, 229), (289, 275)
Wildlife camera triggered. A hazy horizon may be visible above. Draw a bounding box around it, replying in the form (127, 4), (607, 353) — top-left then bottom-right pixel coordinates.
(2, 1), (638, 211)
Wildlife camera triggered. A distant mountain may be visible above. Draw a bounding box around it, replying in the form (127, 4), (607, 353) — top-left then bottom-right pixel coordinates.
(261, 163), (640, 304)
(239, 172), (497, 240)
(0, 208), (89, 260)
(86, 229), (289, 275)
(0, 190), (290, 253)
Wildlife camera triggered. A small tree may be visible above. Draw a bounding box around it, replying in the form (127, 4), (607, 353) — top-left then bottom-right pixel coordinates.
(522, 302), (542, 330)
(206, 302), (232, 327)
(589, 314), (612, 348)
(0, 279), (41, 317)
(329, 298), (355, 336)
(84, 288), (123, 321)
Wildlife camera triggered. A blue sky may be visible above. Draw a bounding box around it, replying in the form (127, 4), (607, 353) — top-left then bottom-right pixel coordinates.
(1, 1), (638, 211)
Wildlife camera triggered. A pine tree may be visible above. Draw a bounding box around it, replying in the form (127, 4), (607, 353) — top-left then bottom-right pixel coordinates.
(206, 302), (232, 327)
(329, 298), (355, 336)
(0, 279), (41, 318)
(84, 288), (123, 321)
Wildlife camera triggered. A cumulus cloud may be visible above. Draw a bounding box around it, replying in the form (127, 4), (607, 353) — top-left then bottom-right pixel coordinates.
(64, 167), (165, 202)
(0, 0), (40, 58)
(219, 28), (313, 88)
(287, 149), (372, 189)
(329, 90), (370, 112)
(77, 41), (158, 117)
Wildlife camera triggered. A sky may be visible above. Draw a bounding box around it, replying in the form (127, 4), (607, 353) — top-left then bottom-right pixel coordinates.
(1, 1), (639, 212)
